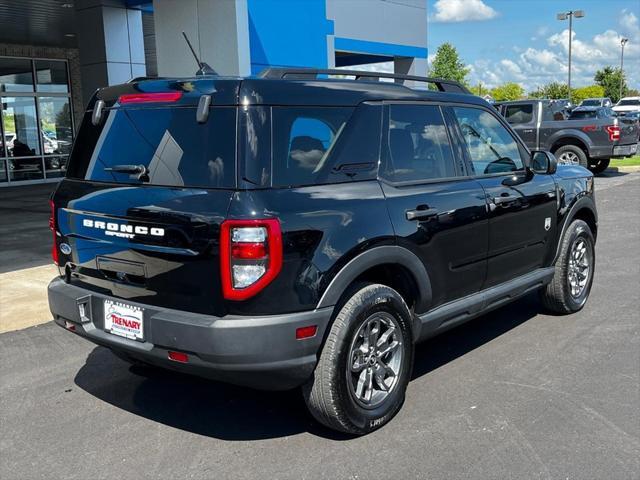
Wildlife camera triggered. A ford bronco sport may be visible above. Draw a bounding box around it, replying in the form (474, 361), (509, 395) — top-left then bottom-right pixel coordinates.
(48, 68), (597, 435)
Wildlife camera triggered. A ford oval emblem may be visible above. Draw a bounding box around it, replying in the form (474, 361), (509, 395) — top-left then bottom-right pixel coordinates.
(59, 243), (72, 255)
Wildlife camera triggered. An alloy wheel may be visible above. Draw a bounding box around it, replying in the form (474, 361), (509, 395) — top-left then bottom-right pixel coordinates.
(347, 311), (403, 408)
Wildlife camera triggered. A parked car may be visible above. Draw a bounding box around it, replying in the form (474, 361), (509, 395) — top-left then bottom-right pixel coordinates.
(568, 106), (616, 120)
(579, 97), (613, 108)
(49, 68), (598, 435)
(497, 99), (638, 173)
(613, 96), (640, 115)
(622, 111), (640, 141)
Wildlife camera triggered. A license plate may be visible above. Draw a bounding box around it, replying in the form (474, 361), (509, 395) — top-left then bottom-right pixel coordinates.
(104, 300), (144, 340)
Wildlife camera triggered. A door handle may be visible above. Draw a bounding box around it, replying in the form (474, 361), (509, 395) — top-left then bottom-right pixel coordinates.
(522, 129), (534, 133)
(492, 194), (519, 205)
(406, 207), (438, 221)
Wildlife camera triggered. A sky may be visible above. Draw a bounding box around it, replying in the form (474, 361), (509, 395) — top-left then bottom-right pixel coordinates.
(427, 0), (640, 92)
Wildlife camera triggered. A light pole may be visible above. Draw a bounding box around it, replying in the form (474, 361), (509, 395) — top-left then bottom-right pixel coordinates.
(620, 38), (628, 101)
(557, 10), (585, 103)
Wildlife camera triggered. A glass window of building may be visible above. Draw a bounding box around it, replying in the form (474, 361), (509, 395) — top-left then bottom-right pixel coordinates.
(35, 60), (70, 93)
(0, 58), (34, 93)
(1, 56), (74, 185)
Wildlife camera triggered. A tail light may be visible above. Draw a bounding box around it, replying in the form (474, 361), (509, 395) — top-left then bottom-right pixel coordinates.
(117, 92), (183, 104)
(220, 219), (282, 300)
(49, 199), (58, 265)
(605, 125), (620, 142)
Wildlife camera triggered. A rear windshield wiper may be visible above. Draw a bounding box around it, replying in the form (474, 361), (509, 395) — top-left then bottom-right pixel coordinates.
(104, 164), (149, 181)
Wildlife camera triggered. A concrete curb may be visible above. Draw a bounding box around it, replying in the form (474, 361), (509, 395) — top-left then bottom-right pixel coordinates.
(0, 264), (57, 334)
(606, 165), (640, 173)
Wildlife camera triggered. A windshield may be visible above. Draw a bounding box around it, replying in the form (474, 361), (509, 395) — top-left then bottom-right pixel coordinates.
(67, 107), (237, 188)
(617, 99), (640, 106)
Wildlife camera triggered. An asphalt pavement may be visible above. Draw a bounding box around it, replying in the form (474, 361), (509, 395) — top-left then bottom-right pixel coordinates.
(1, 173), (639, 480)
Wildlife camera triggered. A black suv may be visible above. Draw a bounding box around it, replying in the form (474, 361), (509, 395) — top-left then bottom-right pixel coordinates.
(48, 68), (597, 435)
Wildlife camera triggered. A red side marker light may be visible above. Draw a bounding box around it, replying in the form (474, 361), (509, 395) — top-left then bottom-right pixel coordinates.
(168, 351), (189, 363)
(296, 325), (317, 340)
(49, 199), (59, 266)
(118, 92), (183, 104)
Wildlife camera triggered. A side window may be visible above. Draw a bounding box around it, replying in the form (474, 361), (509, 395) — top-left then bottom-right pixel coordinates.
(382, 104), (457, 182)
(452, 106), (525, 175)
(504, 104), (533, 124)
(272, 107), (353, 187)
(542, 103), (567, 121)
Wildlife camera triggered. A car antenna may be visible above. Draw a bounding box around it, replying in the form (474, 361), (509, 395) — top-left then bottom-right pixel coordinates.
(182, 32), (217, 76)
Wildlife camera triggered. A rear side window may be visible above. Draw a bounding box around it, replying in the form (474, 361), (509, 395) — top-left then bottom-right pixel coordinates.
(67, 107), (236, 188)
(382, 104), (456, 183)
(271, 107), (354, 187)
(542, 103), (568, 121)
(504, 104), (533, 124)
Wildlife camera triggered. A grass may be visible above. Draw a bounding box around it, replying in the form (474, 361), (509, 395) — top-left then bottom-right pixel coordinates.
(610, 155), (640, 167)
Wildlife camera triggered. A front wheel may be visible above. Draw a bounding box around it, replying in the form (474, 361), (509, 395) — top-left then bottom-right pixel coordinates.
(540, 219), (595, 314)
(303, 283), (414, 435)
(588, 158), (610, 174)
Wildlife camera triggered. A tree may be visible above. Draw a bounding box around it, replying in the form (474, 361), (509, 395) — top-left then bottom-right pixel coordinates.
(529, 82), (570, 99)
(594, 66), (627, 103)
(490, 83), (525, 101)
(429, 43), (470, 85)
(572, 85), (605, 105)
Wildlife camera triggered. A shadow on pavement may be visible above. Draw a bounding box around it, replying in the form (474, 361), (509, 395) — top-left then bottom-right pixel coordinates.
(600, 170), (628, 177)
(74, 293), (541, 441)
(0, 183), (57, 273)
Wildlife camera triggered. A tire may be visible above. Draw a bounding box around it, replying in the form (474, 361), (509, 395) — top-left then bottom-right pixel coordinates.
(303, 283), (414, 435)
(588, 158), (610, 174)
(540, 219), (595, 314)
(554, 144), (588, 168)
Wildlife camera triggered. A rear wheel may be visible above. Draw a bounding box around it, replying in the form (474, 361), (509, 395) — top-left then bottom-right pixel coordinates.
(540, 219), (595, 314)
(554, 145), (588, 168)
(303, 283), (414, 435)
(588, 158), (610, 174)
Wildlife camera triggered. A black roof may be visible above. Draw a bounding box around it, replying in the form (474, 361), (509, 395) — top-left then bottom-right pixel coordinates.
(89, 69), (487, 111)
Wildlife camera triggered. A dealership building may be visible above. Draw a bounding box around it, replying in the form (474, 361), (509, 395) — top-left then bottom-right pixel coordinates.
(0, 0), (428, 187)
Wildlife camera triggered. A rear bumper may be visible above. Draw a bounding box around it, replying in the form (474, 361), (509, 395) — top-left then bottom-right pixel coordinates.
(612, 143), (638, 158)
(48, 277), (332, 390)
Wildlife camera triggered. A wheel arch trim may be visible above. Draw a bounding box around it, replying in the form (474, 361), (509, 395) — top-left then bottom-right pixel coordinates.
(553, 195), (597, 264)
(316, 246), (432, 313)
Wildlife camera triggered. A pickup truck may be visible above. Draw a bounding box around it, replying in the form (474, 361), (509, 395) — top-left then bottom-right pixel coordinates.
(496, 99), (638, 173)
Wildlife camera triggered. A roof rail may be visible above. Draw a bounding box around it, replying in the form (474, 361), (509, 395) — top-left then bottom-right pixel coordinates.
(258, 67), (471, 94)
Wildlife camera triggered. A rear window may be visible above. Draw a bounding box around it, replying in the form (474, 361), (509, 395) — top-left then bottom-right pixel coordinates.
(67, 107), (236, 188)
(569, 110), (597, 119)
(581, 100), (600, 106)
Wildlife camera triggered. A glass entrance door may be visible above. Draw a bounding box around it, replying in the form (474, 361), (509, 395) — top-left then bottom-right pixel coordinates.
(1, 56), (74, 186)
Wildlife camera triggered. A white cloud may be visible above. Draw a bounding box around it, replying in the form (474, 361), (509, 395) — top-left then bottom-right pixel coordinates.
(620, 9), (639, 34)
(468, 9), (640, 91)
(431, 0), (498, 23)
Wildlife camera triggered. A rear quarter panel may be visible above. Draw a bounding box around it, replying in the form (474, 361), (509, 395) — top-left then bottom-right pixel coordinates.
(225, 181), (394, 315)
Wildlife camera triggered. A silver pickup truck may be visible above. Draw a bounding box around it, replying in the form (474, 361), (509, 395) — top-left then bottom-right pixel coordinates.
(496, 100), (638, 173)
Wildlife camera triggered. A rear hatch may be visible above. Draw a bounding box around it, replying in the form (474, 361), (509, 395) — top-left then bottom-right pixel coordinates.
(52, 79), (239, 315)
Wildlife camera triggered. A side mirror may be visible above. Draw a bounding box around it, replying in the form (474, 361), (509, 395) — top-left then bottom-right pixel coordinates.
(530, 150), (557, 174)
